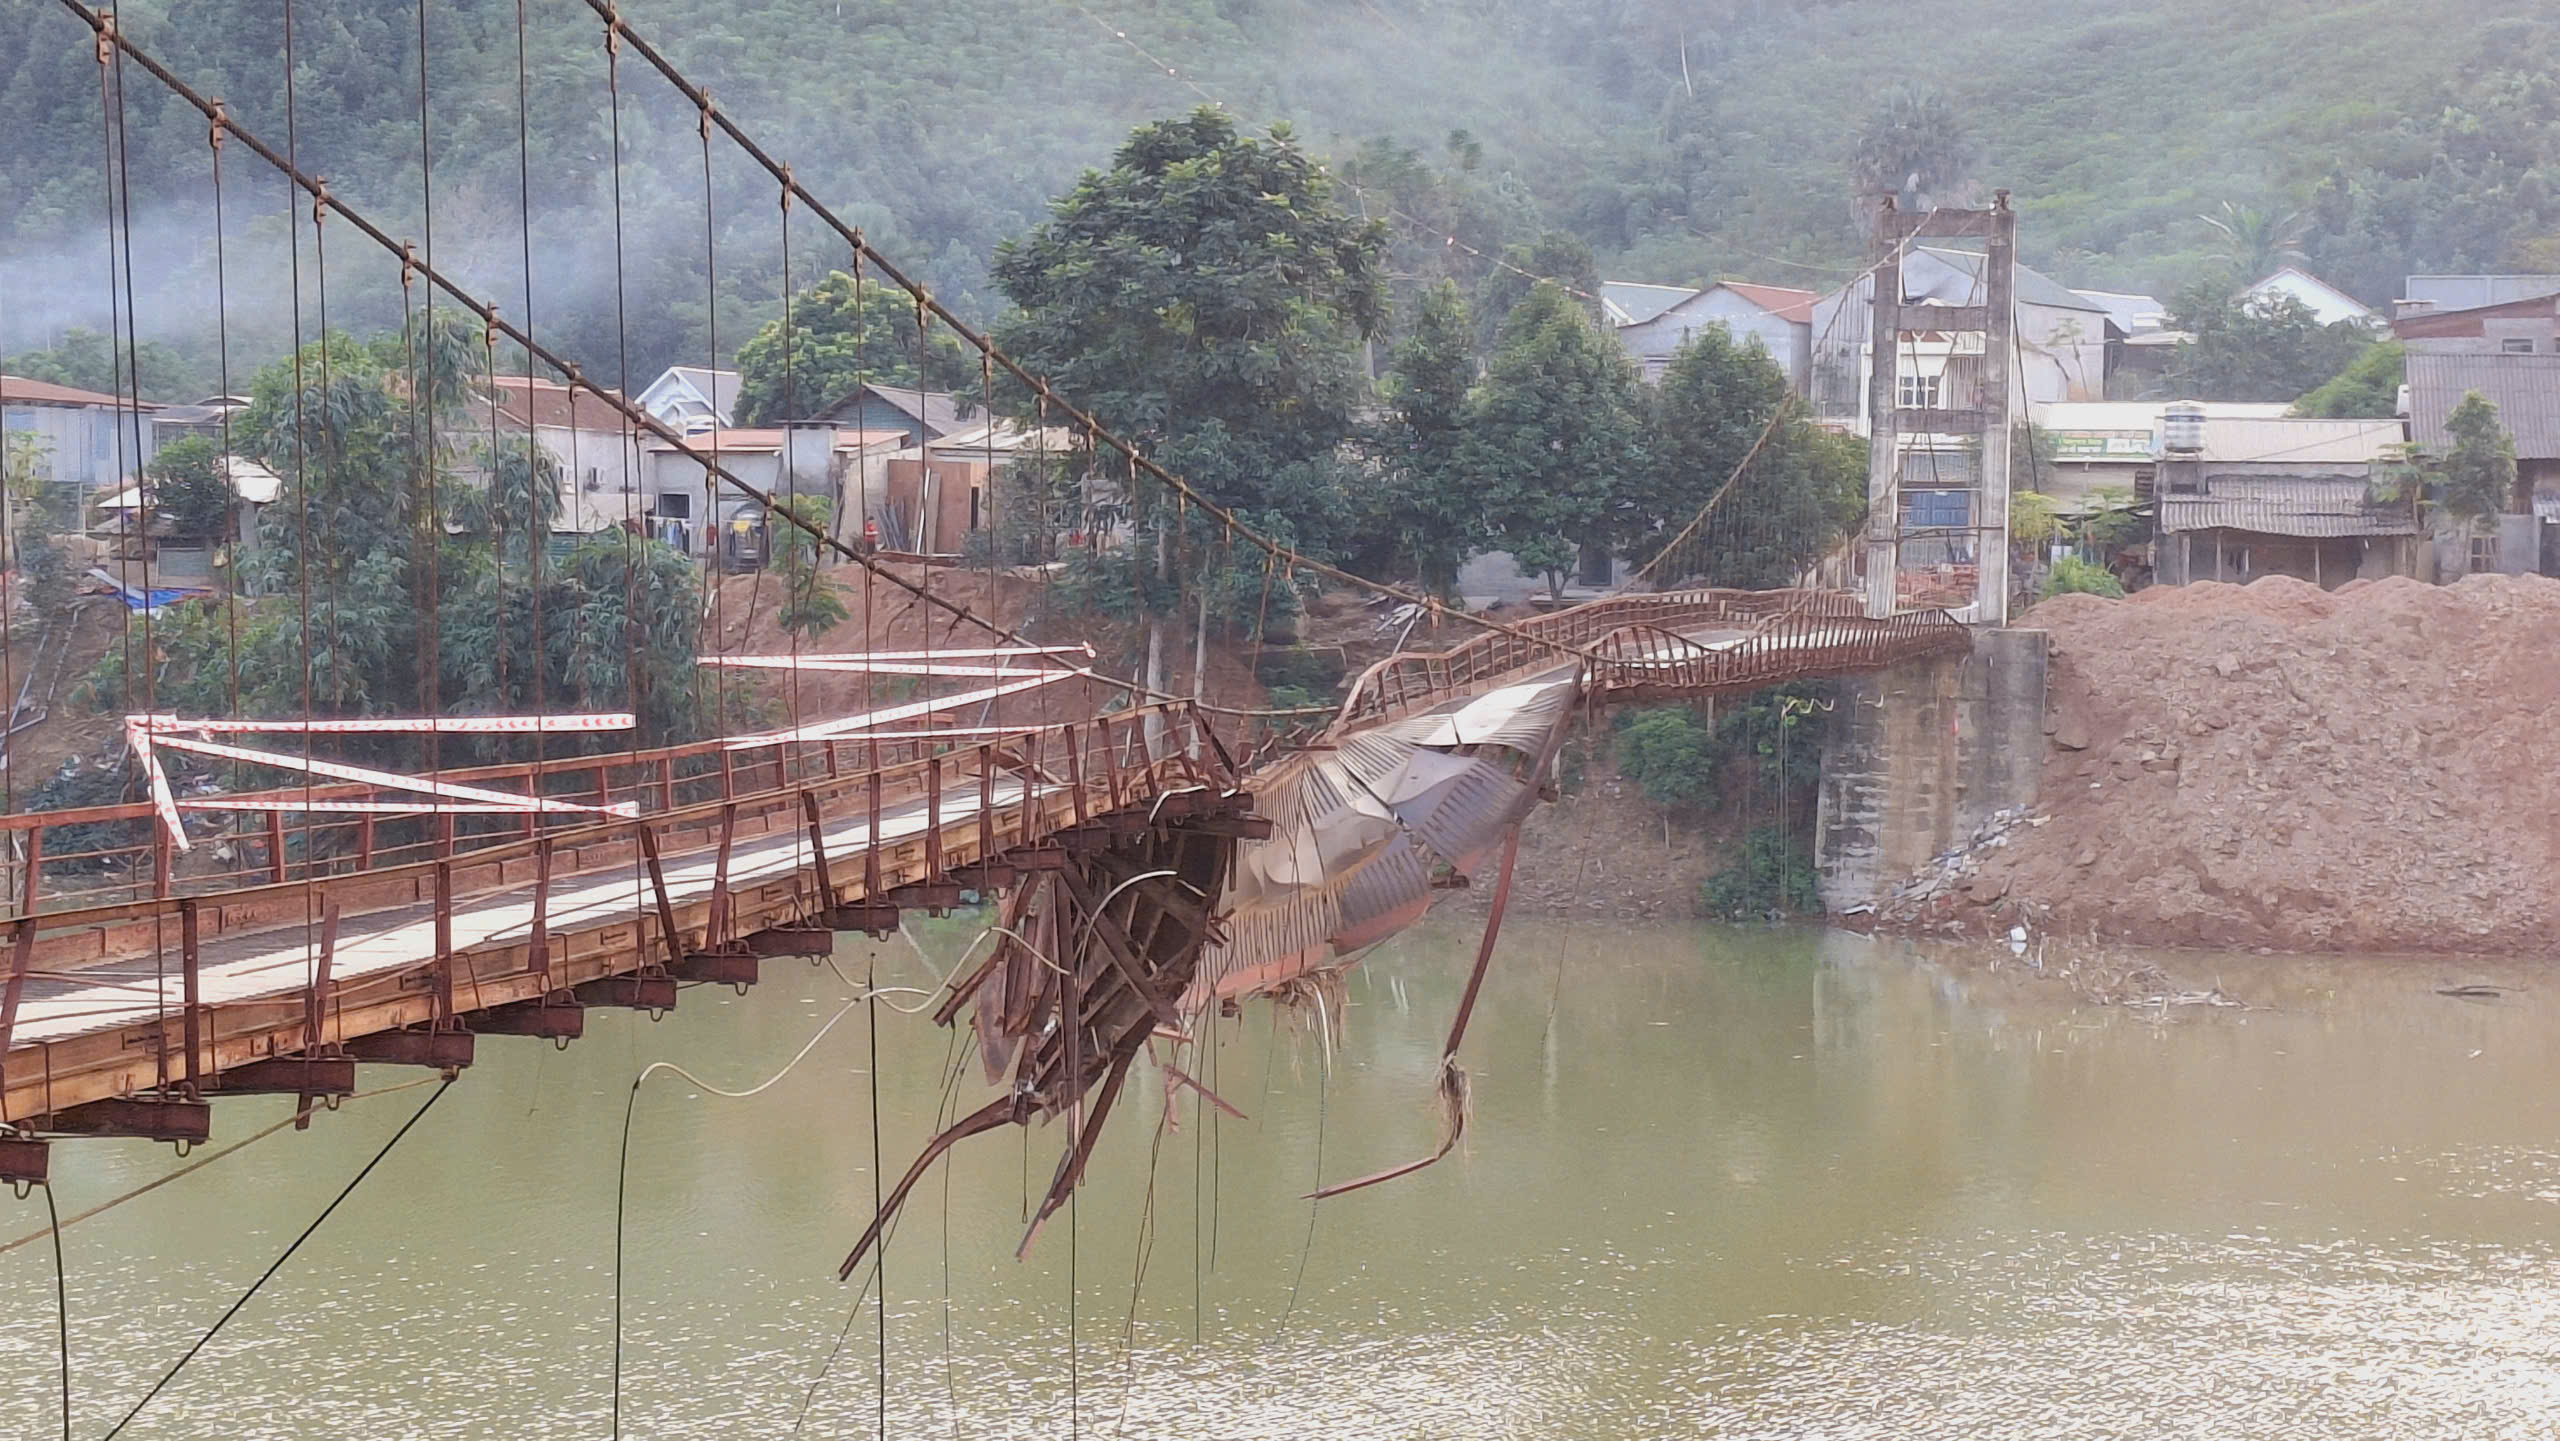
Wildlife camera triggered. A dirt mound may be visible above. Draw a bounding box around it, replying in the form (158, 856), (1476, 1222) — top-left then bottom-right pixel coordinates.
(1945, 573), (2560, 954)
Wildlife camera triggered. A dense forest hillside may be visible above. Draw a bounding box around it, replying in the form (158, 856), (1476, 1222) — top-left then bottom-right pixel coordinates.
(3, 0), (2551, 392)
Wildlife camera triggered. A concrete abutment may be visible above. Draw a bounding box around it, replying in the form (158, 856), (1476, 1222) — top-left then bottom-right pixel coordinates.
(1815, 628), (2047, 911)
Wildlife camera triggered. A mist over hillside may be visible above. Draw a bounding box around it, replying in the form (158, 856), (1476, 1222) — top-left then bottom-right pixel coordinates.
(2, 0), (2548, 392)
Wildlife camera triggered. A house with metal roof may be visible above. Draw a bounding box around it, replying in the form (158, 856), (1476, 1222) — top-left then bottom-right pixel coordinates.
(810, 383), (973, 448)
(2391, 291), (2560, 356)
(2151, 417), (2417, 588)
(1607, 280), (1815, 389)
(0, 374), (161, 496)
(2404, 352), (2560, 575)
(2397, 275), (2560, 317)
(2239, 267), (2376, 328)
(635, 365), (739, 431)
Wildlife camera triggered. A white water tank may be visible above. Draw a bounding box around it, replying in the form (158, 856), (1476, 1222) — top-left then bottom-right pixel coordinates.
(2161, 401), (2206, 455)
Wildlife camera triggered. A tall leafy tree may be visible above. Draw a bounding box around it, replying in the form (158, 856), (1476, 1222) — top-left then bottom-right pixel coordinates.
(992, 107), (1386, 689)
(993, 107), (1387, 549)
(2441, 391), (2522, 520)
(2164, 285), (2373, 404)
(1850, 87), (1981, 227)
(1365, 281), (1482, 592)
(2294, 341), (2406, 419)
(1463, 282), (1645, 599)
(732, 269), (976, 426)
(1638, 326), (1865, 587)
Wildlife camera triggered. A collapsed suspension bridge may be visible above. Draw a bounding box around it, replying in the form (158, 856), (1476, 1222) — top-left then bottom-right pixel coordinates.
(1, 0), (1978, 1433)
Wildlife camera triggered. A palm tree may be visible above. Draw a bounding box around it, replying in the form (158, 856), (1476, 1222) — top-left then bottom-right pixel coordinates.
(2198, 202), (2309, 284)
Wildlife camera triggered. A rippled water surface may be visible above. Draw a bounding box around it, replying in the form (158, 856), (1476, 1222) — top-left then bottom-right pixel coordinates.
(6, 917), (2560, 1438)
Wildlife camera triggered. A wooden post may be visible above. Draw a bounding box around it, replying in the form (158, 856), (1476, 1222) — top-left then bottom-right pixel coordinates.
(154, 829), (173, 900)
(864, 768), (884, 904)
(709, 803), (737, 948)
(636, 824), (686, 968)
(18, 826), (39, 920)
(357, 812), (375, 872)
(0, 918), (33, 1066)
(268, 810), (290, 884)
(1066, 723), (1087, 827)
(977, 745), (996, 869)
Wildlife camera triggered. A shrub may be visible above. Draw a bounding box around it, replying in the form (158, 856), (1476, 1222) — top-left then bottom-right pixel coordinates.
(1613, 706), (1714, 810)
(2041, 554), (2125, 599)
(1702, 825), (1822, 919)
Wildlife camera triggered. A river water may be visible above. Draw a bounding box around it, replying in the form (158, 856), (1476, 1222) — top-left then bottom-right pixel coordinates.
(6, 915), (2560, 1438)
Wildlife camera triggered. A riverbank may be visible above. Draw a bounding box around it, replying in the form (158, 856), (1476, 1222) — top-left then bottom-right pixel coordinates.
(1879, 572), (2560, 956)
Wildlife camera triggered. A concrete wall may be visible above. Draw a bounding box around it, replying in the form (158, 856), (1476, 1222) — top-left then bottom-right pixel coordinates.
(1618, 296), (1808, 390)
(1814, 627), (2048, 910)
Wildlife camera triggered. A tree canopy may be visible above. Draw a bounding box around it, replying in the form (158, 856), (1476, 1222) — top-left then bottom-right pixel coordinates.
(1463, 282), (1645, 596)
(732, 269), (975, 426)
(2163, 285), (2374, 404)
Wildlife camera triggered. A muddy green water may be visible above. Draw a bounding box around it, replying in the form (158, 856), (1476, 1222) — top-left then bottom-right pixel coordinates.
(5, 916), (2559, 1438)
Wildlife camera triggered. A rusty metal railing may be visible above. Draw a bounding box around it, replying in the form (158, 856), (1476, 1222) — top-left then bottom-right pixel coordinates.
(1330, 587), (1957, 733)
(0, 701), (1245, 1125)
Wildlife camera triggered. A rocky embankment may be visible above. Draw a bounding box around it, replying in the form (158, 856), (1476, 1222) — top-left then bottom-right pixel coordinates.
(1883, 573), (2560, 955)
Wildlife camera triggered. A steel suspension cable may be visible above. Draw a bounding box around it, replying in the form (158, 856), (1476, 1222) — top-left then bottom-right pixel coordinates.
(560, 0), (1615, 665)
(99, 1077), (455, 1440)
(47, 2), (1350, 718)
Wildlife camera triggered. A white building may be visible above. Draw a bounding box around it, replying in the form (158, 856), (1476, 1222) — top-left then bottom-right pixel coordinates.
(635, 366), (738, 432)
(2240, 267), (2375, 328)
(1, 375), (159, 496)
(459, 376), (648, 537)
(1607, 280), (1815, 389)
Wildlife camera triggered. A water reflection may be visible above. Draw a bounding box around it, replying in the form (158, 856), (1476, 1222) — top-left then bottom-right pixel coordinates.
(5, 919), (2559, 1437)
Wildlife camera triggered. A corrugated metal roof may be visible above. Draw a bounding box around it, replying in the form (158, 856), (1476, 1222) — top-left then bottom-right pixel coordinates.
(2159, 477), (2416, 538)
(1719, 281), (1817, 325)
(0, 375), (163, 409)
(1912, 247), (2104, 314)
(1602, 282), (1700, 326)
(2406, 353), (2560, 459)
(2404, 276), (2560, 311)
(2197, 417), (2402, 465)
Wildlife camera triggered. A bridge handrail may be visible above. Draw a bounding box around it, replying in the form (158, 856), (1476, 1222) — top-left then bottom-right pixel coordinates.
(1331, 588), (1881, 733)
(0, 700), (1235, 928)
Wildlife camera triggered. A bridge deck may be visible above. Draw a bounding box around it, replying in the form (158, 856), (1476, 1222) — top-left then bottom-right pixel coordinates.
(0, 703), (1244, 1133)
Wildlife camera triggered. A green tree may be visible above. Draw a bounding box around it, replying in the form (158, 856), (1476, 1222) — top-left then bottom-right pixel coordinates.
(992, 107), (1386, 688)
(731, 269), (976, 426)
(1463, 283), (1645, 598)
(771, 493), (849, 639)
(2164, 284), (2373, 403)
(2294, 341), (2406, 418)
(146, 436), (235, 546)
(5, 328), (203, 401)
(2197, 201), (2309, 283)
(2441, 390), (2522, 520)
(1614, 706), (1714, 810)
(1632, 325), (1865, 587)
(1365, 280), (1482, 592)
(1850, 87), (1980, 221)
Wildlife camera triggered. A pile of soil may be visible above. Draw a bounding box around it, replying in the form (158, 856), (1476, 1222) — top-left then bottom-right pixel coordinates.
(1448, 759), (1725, 920)
(1920, 573), (2560, 955)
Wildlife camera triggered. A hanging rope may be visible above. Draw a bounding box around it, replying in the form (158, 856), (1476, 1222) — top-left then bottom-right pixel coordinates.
(99, 1078), (455, 1440)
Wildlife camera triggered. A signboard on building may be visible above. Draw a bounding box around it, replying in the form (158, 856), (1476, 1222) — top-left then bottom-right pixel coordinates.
(2045, 431), (2154, 460)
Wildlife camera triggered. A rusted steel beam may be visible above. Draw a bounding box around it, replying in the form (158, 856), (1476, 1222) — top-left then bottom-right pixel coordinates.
(180, 899), (204, 1092)
(706, 803), (738, 949)
(432, 862), (455, 1024)
(635, 824), (688, 968)
(45, 1094), (211, 1142)
(743, 926), (832, 957)
(208, 1055), (356, 1097)
(0, 1135), (45, 1185)
(307, 900), (341, 1052)
(574, 975), (679, 1012)
(470, 998), (585, 1040)
(345, 1028), (475, 1070)
(528, 838), (552, 981)
(825, 903), (901, 937)
(671, 950), (759, 986)
(1053, 866), (1185, 1034)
